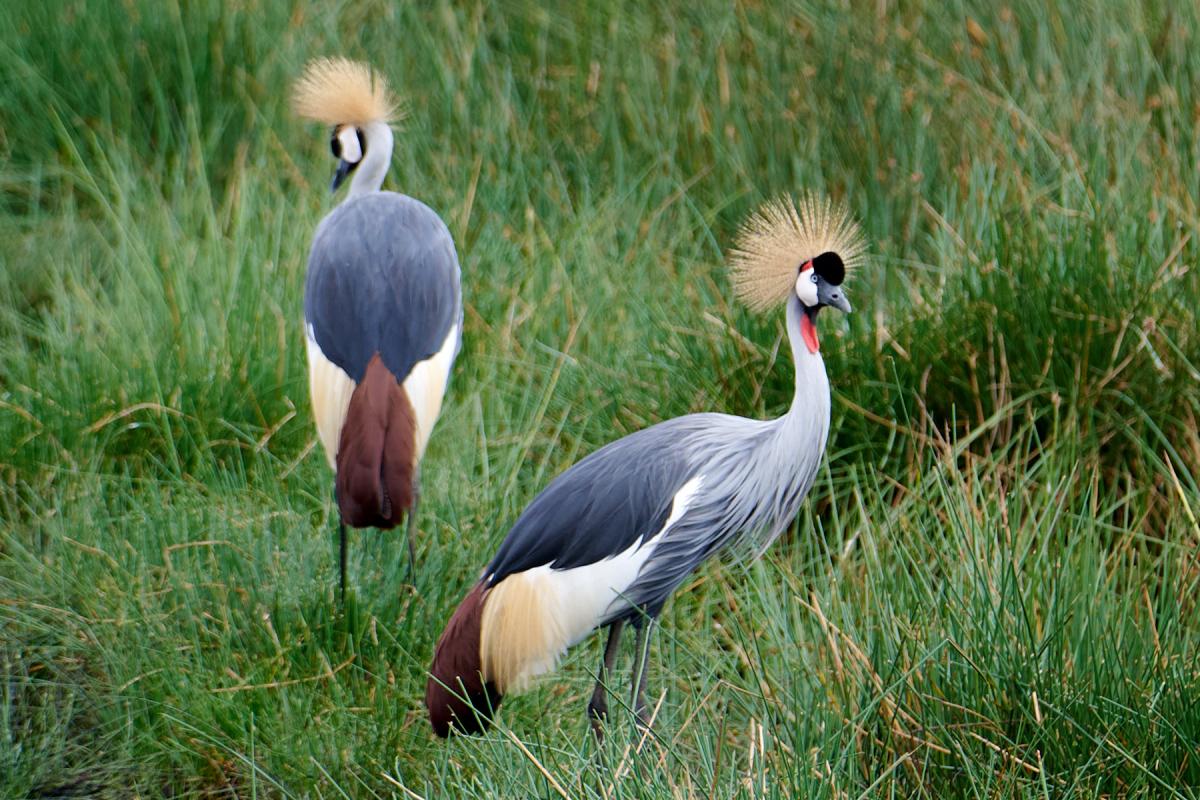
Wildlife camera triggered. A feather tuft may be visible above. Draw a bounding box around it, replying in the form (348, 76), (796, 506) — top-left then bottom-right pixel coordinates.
(292, 57), (400, 126)
(728, 193), (866, 313)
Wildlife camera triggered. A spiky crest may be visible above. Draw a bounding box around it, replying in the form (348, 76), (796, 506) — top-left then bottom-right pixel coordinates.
(292, 57), (400, 127)
(728, 193), (866, 313)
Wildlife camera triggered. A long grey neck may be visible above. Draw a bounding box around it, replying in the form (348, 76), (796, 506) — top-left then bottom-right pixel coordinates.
(707, 294), (834, 561)
(779, 295), (830, 427)
(346, 121), (393, 199)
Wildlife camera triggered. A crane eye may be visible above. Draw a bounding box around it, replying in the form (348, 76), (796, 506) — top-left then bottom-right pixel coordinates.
(330, 132), (342, 158)
(810, 273), (819, 284)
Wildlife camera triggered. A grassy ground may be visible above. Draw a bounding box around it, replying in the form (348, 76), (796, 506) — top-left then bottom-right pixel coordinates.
(2, 0), (1199, 796)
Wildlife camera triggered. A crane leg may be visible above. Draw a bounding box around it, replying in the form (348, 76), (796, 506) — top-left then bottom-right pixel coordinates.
(630, 617), (657, 731)
(404, 478), (420, 583)
(338, 519), (347, 607)
(588, 620), (625, 743)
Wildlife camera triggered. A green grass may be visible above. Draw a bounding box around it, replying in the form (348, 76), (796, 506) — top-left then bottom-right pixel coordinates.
(2, 0), (1200, 796)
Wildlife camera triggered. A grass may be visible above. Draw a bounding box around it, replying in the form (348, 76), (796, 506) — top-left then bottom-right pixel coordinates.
(2, 0), (1199, 796)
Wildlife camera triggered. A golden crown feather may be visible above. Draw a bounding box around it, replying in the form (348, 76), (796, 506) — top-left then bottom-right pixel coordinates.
(292, 57), (400, 126)
(728, 193), (866, 313)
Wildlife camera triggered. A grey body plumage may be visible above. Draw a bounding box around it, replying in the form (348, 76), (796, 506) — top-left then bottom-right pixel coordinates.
(305, 192), (462, 384)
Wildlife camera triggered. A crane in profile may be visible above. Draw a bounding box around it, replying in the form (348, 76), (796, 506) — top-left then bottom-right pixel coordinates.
(293, 58), (462, 599)
(425, 194), (864, 739)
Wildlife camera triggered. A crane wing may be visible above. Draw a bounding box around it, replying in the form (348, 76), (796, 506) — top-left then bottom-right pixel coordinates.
(485, 422), (697, 585)
(304, 192), (462, 385)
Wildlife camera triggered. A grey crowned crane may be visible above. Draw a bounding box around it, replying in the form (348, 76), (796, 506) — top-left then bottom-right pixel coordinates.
(293, 59), (462, 596)
(425, 194), (865, 738)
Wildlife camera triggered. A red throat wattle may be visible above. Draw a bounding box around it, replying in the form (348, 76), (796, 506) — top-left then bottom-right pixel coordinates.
(800, 312), (819, 354)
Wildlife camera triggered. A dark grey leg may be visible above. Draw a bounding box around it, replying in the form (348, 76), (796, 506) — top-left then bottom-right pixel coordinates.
(338, 519), (347, 607)
(588, 620), (625, 743)
(630, 617), (657, 730)
(404, 478), (420, 582)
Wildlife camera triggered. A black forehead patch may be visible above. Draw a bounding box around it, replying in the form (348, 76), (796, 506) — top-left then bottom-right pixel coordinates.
(812, 251), (845, 285)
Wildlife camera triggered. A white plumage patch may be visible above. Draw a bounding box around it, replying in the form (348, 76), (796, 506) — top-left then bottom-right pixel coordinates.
(335, 125), (363, 163)
(480, 475), (705, 693)
(306, 329), (356, 470)
(305, 323), (457, 470)
(402, 324), (458, 463)
(795, 268), (819, 307)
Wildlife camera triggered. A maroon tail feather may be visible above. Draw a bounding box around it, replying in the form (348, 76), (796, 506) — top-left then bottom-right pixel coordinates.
(335, 353), (416, 529)
(426, 582), (503, 737)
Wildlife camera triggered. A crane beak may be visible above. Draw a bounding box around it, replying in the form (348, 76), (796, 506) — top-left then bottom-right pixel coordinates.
(331, 159), (353, 193)
(816, 280), (851, 314)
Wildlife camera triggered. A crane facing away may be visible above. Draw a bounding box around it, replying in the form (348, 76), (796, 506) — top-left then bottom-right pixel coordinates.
(425, 194), (865, 738)
(293, 58), (462, 598)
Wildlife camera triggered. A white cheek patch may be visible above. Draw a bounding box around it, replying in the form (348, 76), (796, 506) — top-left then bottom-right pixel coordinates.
(795, 268), (819, 306)
(336, 126), (363, 164)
